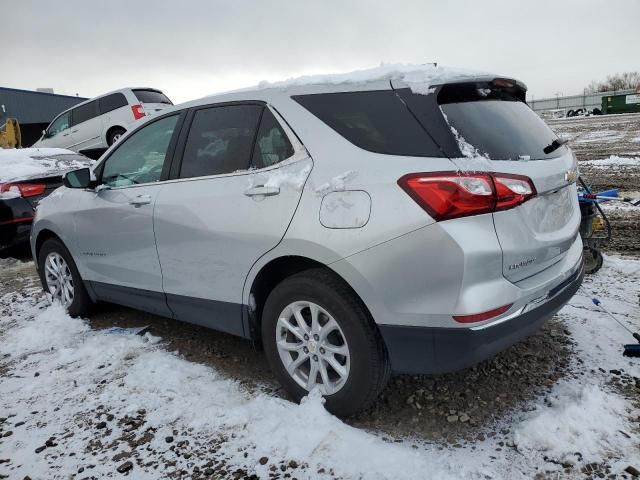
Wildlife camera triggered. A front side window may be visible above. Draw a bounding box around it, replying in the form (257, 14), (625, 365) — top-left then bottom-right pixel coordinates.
(101, 115), (179, 187)
(72, 100), (98, 126)
(179, 105), (262, 178)
(251, 109), (294, 168)
(47, 111), (71, 137)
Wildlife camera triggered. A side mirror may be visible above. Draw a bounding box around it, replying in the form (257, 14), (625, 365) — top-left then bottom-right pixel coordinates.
(63, 168), (92, 189)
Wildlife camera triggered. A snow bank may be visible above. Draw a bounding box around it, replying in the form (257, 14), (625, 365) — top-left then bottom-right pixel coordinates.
(0, 147), (91, 183)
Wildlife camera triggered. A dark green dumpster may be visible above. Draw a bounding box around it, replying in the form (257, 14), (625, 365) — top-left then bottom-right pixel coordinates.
(602, 93), (640, 114)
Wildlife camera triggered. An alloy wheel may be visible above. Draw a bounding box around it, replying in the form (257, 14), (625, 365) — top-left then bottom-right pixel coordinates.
(44, 252), (74, 307)
(276, 300), (350, 395)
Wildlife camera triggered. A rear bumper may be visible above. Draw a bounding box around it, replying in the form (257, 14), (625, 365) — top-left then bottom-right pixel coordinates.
(379, 262), (583, 374)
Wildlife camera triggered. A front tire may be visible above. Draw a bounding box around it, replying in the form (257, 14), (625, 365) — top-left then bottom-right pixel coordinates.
(38, 238), (92, 317)
(262, 268), (390, 416)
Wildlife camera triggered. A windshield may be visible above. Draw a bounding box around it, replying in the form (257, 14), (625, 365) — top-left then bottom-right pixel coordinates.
(440, 99), (565, 161)
(133, 89), (173, 105)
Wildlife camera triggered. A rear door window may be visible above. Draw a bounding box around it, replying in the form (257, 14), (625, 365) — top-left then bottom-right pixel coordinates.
(251, 109), (294, 168)
(292, 90), (443, 157)
(71, 100), (99, 126)
(99, 93), (128, 114)
(133, 89), (173, 105)
(179, 104), (262, 178)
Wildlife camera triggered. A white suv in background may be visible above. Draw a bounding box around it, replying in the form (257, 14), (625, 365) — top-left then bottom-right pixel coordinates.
(32, 88), (172, 153)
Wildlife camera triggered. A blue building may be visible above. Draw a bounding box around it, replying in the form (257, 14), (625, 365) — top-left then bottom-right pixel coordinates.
(0, 87), (87, 147)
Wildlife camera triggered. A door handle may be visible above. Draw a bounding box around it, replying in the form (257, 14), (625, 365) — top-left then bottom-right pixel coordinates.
(129, 195), (152, 207)
(244, 185), (280, 197)
(71, 129), (78, 133)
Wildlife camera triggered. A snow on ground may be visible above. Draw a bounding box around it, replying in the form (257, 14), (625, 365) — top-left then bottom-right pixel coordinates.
(1, 256), (639, 479)
(580, 155), (640, 169)
(0, 147), (92, 183)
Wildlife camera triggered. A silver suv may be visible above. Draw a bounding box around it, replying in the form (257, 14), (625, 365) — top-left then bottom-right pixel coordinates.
(31, 69), (583, 416)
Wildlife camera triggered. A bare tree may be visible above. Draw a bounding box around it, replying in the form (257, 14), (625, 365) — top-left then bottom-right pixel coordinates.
(586, 72), (640, 93)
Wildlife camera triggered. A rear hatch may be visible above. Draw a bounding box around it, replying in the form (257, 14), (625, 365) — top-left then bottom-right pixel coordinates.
(393, 79), (580, 283)
(132, 89), (173, 115)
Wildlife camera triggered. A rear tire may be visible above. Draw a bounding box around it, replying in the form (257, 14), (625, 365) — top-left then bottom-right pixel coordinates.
(38, 238), (93, 317)
(261, 268), (390, 417)
(107, 127), (126, 146)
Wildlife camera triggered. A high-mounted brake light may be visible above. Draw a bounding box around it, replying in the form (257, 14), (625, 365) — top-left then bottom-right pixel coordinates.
(0, 183), (47, 198)
(453, 304), (513, 323)
(491, 78), (516, 88)
(131, 104), (146, 120)
(398, 172), (536, 221)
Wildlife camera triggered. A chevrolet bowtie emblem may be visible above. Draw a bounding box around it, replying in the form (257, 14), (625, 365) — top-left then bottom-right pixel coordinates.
(565, 168), (578, 184)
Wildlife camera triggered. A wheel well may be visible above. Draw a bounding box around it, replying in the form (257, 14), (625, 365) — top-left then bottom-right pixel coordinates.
(248, 256), (374, 344)
(34, 229), (61, 259)
(106, 126), (125, 142)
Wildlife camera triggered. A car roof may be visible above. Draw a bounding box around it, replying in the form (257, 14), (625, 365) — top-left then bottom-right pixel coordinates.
(178, 63), (511, 108)
(54, 87), (166, 116)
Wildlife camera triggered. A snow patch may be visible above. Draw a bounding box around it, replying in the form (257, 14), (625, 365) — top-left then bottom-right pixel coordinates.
(314, 170), (358, 196)
(580, 155), (640, 168)
(0, 148), (92, 182)
(248, 162), (312, 192)
(513, 383), (631, 463)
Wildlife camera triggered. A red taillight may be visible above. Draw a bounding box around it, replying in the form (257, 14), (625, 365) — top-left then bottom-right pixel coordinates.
(453, 304), (513, 323)
(131, 104), (146, 120)
(0, 183), (47, 198)
(398, 172), (535, 221)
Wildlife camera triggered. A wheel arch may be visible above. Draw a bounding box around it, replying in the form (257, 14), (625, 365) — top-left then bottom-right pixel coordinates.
(34, 228), (64, 259)
(105, 125), (126, 144)
(245, 254), (378, 346)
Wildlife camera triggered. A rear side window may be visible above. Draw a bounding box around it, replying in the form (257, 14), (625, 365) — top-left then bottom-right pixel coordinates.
(292, 90), (443, 157)
(133, 89), (172, 105)
(72, 100), (98, 126)
(252, 109), (294, 168)
(438, 83), (565, 160)
(99, 93), (128, 114)
(179, 105), (262, 178)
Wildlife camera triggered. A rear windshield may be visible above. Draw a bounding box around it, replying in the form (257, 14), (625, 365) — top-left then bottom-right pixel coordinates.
(438, 85), (565, 160)
(133, 89), (173, 105)
(292, 91), (443, 157)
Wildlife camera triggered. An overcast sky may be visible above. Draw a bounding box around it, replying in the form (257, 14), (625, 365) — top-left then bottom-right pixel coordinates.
(4, 0), (639, 104)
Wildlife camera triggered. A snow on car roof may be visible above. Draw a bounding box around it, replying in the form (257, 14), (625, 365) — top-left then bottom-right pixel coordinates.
(0, 148), (93, 183)
(251, 63), (491, 91)
(184, 63), (496, 107)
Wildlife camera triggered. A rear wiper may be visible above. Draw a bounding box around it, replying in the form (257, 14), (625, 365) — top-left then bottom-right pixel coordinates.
(543, 138), (568, 155)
